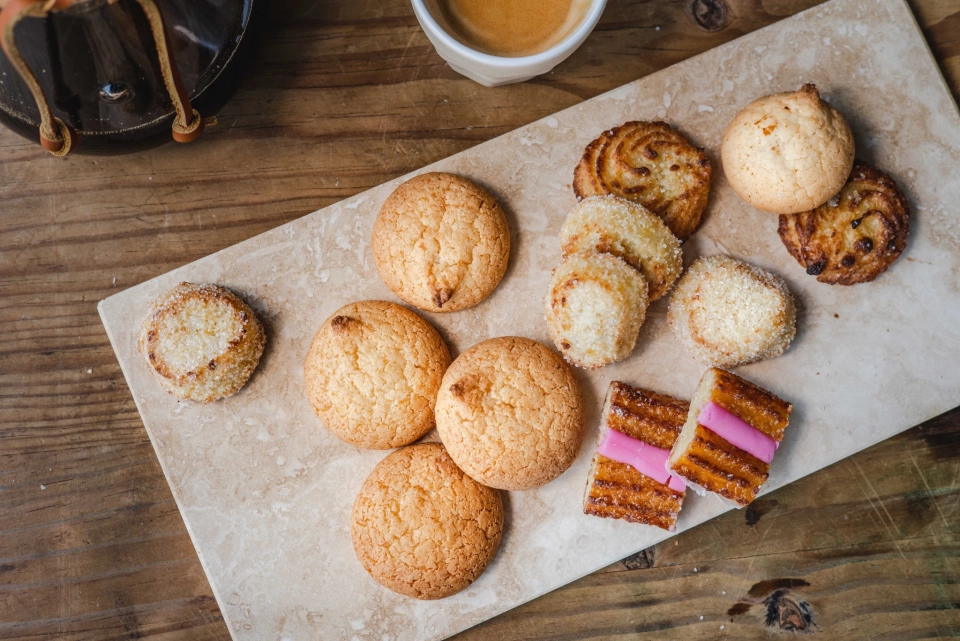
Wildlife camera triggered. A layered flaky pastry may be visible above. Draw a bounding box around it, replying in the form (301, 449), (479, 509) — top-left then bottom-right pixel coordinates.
(584, 382), (689, 530)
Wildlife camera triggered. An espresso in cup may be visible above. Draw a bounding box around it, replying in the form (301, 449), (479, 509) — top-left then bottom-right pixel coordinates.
(427, 0), (593, 57)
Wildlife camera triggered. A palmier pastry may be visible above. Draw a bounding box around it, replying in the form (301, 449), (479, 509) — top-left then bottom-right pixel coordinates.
(778, 163), (909, 285)
(573, 121), (711, 241)
(667, 368), (792, 507)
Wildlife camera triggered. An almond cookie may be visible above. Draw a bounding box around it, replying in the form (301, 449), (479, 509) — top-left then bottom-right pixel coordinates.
(778, 163), (909, 285)
(668, 256), (796, 368)
(372, 172), (510, 313)
(544, 252), (649, 370)
(435, 337), (585, 491)
(304, 300), (451, 449)
(722, 83), (855, 214)
(352, 443), (503, 600)
(139, 282), (266, 403)
(572, 121), (712, 241)
(560, 194), (682, 301)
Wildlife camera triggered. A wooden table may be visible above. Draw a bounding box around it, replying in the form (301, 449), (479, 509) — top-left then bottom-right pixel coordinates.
(2, 0), (959, 638)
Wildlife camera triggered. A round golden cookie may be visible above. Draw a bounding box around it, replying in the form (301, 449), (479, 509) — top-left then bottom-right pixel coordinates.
(721, 83), (855, 215)
(668, 255), (796, 368)
(304, 300), (451, 450)
(572, 120), (712, 241)
(351, 443), (503, 600)
(544, 252), (649, 370)
(138, 282), (266, 403)
(372, 172), (510, 313)
(435, 337), (585, 491)
(778, 163), (909, 285)
(560, 195), (682, 301)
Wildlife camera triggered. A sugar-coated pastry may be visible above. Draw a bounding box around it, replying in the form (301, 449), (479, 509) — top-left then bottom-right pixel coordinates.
(560, 195), (683, 301)
(584, 381), (689, 531)
(304, 300), (450, 449)
(434, 337), (584, 491)
(722, 83), (855, 214)
(372, 172), (510, 313)
(351, 443), (503, 599)
(138, 282), (266, 403)
(668, 255), (796, 368)
(667, 368), (792, 507)
(778, 163), (909, 285)
(573, 121), (712, 241)
(545, 251), (649, 370)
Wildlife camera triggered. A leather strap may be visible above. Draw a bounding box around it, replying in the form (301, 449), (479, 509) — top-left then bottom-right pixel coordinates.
(0, 0), (78, 155)
(0, 0), (205, 156)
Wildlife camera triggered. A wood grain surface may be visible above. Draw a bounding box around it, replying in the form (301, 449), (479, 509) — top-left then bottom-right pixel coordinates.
(1, 0), (958, 639)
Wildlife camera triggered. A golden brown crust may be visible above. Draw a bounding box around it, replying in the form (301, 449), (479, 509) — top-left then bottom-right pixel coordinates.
(669, 424), (770, 506)
(303, 300), (451, 449)
(138, 282), (266, 403)
(668, 368), (792, 506)
(372, 172), (510, 313)
(583, 382), (688, 530)
(778, 163), (910, 285)
(572, 121), (712, 241)
(351, 443), (503, 600)
(435, 336), (585, 491)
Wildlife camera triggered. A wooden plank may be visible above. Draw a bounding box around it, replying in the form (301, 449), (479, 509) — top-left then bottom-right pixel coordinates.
(0, 0), (958, 638)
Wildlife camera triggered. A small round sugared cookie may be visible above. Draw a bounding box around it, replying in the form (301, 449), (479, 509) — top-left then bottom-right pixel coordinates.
(721, 83), (855, 214)
(545, 252), (649, 370)
(560, 195), (682, 301)
(304, 300), (450, 449)
(572, 120), (712, 241)
(778, 163), (909, 285)
(351, 443), (503, 600)
(668, 256), (796, 368)
(372, 172), (510, 313)
(138, 282), (266, 403)
(434, 337), (585, 491)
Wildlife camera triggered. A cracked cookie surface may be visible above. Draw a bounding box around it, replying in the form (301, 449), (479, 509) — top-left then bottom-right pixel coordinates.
(304, 300), (450, 449)
(435, 336), (585, 490)
(351, 443), (503, 600)
(372, 172), (510, 313)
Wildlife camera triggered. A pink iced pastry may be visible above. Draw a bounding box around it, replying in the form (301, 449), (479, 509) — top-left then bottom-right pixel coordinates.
(697, 401), (779, 463)
(597, 428), (687, 492)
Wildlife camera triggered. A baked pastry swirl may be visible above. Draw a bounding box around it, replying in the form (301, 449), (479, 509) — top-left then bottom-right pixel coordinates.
(573, 121), (712, 241)
(778, 163), (909, 285)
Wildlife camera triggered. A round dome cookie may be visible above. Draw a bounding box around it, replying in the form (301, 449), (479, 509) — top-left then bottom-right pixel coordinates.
(545, 252), (649, 370)
(435, 337), (585, 491)
(138, 282), (266, 403)
(721, 83), (855, 215)
(304, 300), (451, 450)
(372, 172), (510, 313)
(778, 163), (909, 285)
(572, 120), (712, 241)
(560, 195), (682, 301)
(668, 255), (796, 368)
(351, 443), (503, 600)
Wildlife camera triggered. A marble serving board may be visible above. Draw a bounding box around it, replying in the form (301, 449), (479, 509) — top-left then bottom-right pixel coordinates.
(99, 0), (960, 638)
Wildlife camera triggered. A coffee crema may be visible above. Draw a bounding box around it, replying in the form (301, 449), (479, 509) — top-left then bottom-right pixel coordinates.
(427, 0), (591, 57)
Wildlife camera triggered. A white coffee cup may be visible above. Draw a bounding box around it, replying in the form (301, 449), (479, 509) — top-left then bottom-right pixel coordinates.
(411, 0), (608, 87)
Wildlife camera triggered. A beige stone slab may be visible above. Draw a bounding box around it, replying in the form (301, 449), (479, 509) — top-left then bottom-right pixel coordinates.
(98, 0), (960, 638)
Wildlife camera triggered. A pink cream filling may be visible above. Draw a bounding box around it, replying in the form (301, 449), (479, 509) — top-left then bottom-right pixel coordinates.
(597, 428), (686, 493)
(697, 401), (779, 464)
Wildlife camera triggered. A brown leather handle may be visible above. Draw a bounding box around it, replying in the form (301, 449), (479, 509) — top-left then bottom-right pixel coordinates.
(0, 0), (205, 156)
